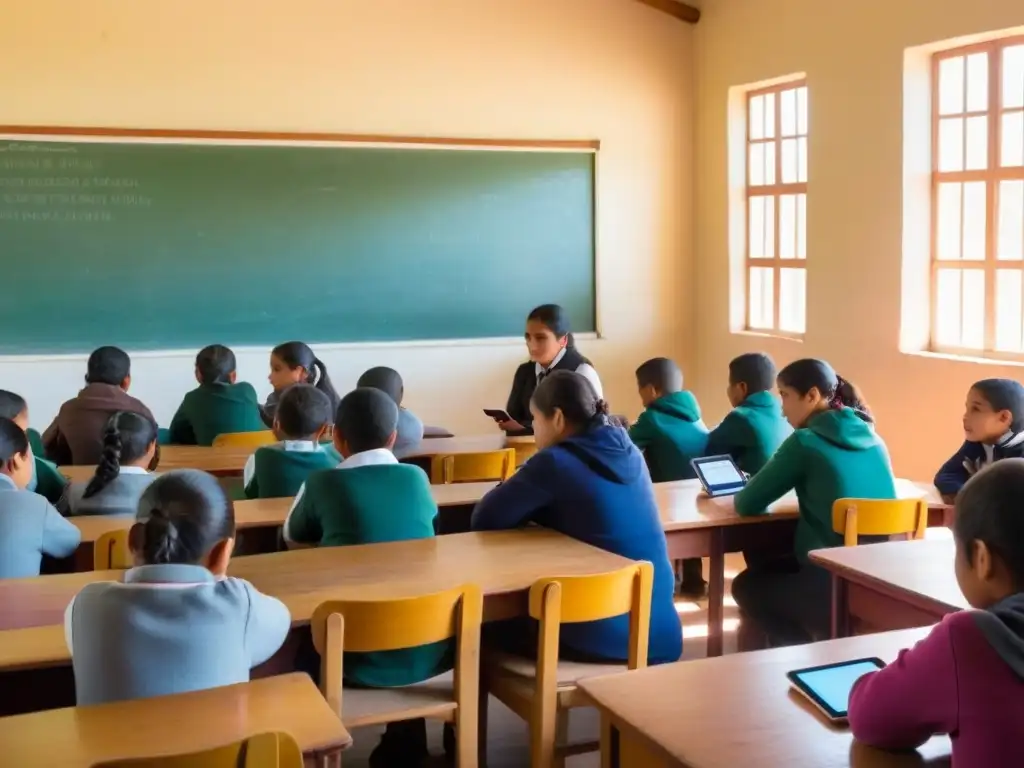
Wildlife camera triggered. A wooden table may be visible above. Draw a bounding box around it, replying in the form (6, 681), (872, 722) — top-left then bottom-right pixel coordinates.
(810, 539), (967, 638)
(2, 673), (351, 767)
(578, 628), (950, 767)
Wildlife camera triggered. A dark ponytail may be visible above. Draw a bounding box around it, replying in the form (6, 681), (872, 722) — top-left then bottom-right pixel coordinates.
(195, 344), (236, 385)
(271, 342), (340, 415)
(777, 359), (873, 423)
(531, 370), (609, 430)
(528, 304), (573, 344)
(83, 412), (158, 499)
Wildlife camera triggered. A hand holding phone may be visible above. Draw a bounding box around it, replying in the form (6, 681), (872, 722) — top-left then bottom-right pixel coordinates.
(484, 409), (525, 433)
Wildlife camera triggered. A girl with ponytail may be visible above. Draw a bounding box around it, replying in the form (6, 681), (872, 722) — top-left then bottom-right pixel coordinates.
(261, 341), (340, 428)
(68, 412), (158, 517)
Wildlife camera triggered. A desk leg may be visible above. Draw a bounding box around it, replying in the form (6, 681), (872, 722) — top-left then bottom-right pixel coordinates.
(601, 718), (616, 768)
(831, 575), (850, 638)
(706, 528), (725, 658)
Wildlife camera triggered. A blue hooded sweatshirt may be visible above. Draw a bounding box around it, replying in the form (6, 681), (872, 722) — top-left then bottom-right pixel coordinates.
(470, 424), (682, 664)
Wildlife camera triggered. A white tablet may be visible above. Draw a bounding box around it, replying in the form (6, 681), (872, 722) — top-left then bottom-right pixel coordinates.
(690, 455), (747, 497)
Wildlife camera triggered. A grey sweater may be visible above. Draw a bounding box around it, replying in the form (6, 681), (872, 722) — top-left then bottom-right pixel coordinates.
(67, 470), (157, 517)
(0, 475), (81, 579)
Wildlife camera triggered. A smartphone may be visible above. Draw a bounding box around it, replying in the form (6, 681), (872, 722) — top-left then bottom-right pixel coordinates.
(787, 657), (885, 723)
(483, 409), (512, 422)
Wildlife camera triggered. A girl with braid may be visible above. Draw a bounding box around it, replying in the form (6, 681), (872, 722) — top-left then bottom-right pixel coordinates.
(68, 412), (159, 516)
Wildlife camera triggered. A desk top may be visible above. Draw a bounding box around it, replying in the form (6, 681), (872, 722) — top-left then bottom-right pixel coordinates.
(398, 433), (534, 459)
(578, 628), (950, 767)
(810, 539), (968, 613)
(2, 673), (350, 767)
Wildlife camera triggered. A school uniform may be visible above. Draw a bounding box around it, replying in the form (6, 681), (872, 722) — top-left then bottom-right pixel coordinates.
(167, 382), (265, 446)
(934, 432), (1024, 498)
(0, 474), (81, 579)
(65, 563), (291, 706)
(505, 348), (603, 434)
(628, 390), (709, 482)
(27, 455), (70, 514)
(242, 441), (341, 499)
(42, 383), (155, 466)
(394, 407), (426, 455)
(471, 424), (683, 665)
(259, 390), (280, 429)
(704, 390), (793, 475)
(67, 467), (156, 517)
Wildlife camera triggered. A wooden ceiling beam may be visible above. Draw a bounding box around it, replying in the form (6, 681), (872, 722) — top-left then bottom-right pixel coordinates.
(633, 0), (701, 24)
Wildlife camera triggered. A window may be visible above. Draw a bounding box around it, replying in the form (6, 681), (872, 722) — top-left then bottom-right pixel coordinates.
(745, 81), (808, 335)
(931, 39), (1024, 354)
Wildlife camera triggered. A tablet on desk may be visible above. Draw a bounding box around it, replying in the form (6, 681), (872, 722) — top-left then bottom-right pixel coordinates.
(690, 455), (747, 497)
(787, 658), (885, 723)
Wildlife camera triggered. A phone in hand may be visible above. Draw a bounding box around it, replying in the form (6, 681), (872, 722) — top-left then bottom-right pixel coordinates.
(483, 409), (512, 422)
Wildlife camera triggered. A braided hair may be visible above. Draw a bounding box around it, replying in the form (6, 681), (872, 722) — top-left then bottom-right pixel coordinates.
(83, 411), (158, 499)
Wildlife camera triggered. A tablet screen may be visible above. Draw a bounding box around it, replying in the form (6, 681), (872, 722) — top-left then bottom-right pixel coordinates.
(698, 458), (745, 488)
(790, 659), (884, 717)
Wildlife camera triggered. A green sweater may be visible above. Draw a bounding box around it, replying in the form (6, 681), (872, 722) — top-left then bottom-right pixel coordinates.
(628, 391), (709, 482)
(243, 443), (340, 499)
(286, 462), (451, 687)
(734, 408), (897, 561)
(168, 383), (265, 446)
(705, 391), (793, 475)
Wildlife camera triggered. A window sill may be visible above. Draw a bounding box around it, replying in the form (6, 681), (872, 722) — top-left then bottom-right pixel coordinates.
(732, 330), (805, 343)
(904, 349), (1024, 368)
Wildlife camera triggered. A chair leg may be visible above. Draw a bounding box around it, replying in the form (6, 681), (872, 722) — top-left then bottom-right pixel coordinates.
(477, 685), (489, 768)
(458, 699), (479, 768)
(553, 709), (570, 768)
(531, 696), (558, 768)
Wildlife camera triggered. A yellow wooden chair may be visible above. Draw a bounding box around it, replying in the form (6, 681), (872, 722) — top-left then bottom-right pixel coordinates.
(91, 731), (303, 767)
(211, 431), (276, 449)
(831, 498), (929, 546)
(94, 529), (132, 570)
(430, 449), (516, 484)
(479, 563), (654, 768)
(311, 585), (483, 767)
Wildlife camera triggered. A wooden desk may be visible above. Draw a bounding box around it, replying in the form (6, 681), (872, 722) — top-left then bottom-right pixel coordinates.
(2, 673), (350, 767)
(398, 434), (535, 462)
(810, 539), (967, 638)
(578, 628), (950, 767)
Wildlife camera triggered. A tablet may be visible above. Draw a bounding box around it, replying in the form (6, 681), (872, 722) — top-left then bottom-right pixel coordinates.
(690, 455), (747, 497)
(787, 658), (885, 722)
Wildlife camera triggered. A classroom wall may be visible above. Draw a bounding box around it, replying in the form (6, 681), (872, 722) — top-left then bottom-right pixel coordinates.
(0, 0), (694, 432)
(694, 0), (1024, 479)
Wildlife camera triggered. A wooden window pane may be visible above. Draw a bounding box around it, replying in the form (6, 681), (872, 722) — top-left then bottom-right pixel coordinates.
(1002, 111), (1024, 167)
(996, 269), (1023, 351)
(748, 267), (774, 329)
(999, 180), (1024, 261)
(939, 56), (965, 115)
(937, 182), (963, 260)
(764, 142), (777, 185)
(965, 115), (988, 171)
(938, 117), (965, 171)
(764, 195), (776, 258)
(962, 181), (987, 261)
(961, 269), (985, 349)
(797, 87), (809, 135)
(750, 95), (765, 140)
(781, 88), (798, 137)
(966, 52), (989, 113)
(779, 268), (806, 333)
(1003, 45), (1024, 110)
(936, 269), (963, 346)
(780, 194), (797, 259)
(749, 196), (768, 258)
(763, 93), (776, 139)
(781, 138), (798, 183)
(797, 194), (807, 259)
(749, 143), (765, 186)
(797, 137), (808, 183)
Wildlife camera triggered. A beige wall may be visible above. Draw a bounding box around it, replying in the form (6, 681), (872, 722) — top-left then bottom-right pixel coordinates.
(0, 0), (694, 432)
(694, 0), (1024, 479)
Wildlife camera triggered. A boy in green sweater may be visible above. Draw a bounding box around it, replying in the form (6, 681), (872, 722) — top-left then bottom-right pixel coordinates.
(706, 353), (792, 475)
(284, 387), (451, 766)
(242, 384), (339, 499)
(0, 390), (69, 514)
(168, 345), (265, 446)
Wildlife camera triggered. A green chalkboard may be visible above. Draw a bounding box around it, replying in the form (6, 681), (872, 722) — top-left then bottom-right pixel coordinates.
(0, 138), (595, 354)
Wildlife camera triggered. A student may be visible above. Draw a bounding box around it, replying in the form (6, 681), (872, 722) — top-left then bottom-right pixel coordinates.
(260, 341), (340, 429)
(0, 418), (81, 579)
(167, 345), (265, 446)
(243, 384), (339, 499)
(284, 387), (448, 766)
(730, 359), (896, 648)
(0, 390), (69, 513)
(65, 470), (291, 706)
(42, 346), (155, 466)
(356, 366), (424, 455)
(849, 459), (1024, 765)
(68, 412), (158, 516)
(473, 370), (682, 665)
(934, 378), (1024, 503)
(705, 353), (792, 475)
(500, 304), (602, 435)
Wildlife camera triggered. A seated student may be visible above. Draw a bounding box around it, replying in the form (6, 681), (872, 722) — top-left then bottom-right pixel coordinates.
(705, 352), (792, 475)
(356, 366), (425, 455)
(472, 370), (682, 665)
(260, 341), (340, 429)
(68, 412), (159, 516)
(849, 459), (1024, 765)
(934, 378), (1024, 504)
(167, 345), (265, 446)
(65, 470), (291, 706)
(0, 418), (81, 579)
(730, 359), (896, 648)
(284, 387), (448, 767)
(0, 390), (70, 513)
(42, 346), (155, 466)
(243, 384), (339, 499)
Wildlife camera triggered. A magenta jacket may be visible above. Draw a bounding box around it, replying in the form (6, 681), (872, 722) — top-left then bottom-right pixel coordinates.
(848, 595), (1024, 766)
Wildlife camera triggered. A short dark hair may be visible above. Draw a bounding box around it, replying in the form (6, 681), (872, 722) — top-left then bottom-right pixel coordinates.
(729, 353), (777, 393)
(971, 379), (1024, 432)
(532, 370), (609, 430)
(86, 346), (131, 386)
(195, 345), (236, 385)
(635, 357), (683, 393)
(0, 391), (27, 421)
(0, 417), (29, 464)
(275, 384), (332, 440)
(335, 388), (399, 453)
(955, 459), (1024, 589)
(356, 367), (405, 405)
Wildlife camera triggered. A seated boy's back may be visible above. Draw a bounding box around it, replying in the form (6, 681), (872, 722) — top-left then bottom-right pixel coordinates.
(357, 366), (425, 455)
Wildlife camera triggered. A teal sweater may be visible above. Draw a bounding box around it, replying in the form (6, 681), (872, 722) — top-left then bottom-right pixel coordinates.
(286, 463), (451, 687)
(28, 455), (70, 513)
(168, 383), (265, 446)
(243, 443), (340, 499)
(628, 391), (709, 482)
(705, 391), (793, 475)
(734, 408), (897, 561)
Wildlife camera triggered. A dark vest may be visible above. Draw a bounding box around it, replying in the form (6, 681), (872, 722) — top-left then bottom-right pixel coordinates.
(505, 348), (590, 434)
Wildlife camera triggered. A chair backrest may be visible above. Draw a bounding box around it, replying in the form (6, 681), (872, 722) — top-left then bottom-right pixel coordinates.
(94, 529), (132, 570)
(211, 431), (276, 449)
(831, 498), (929, 547)
(90, 731), (303, 768)
(429, 449), (516, 484)
(528, 563), (653, 672)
